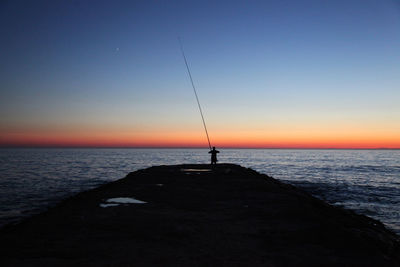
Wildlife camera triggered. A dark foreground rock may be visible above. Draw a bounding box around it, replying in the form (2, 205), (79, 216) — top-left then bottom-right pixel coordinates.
(1, 164), (399, 266)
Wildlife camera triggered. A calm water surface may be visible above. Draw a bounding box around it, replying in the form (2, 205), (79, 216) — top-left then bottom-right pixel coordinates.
(0, 148), (399, 234)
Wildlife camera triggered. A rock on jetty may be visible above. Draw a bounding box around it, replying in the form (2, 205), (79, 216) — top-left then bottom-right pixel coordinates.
(1, 164), (399, 266)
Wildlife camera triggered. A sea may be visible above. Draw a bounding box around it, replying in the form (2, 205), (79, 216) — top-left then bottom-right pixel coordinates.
(0, 148), (399, 235)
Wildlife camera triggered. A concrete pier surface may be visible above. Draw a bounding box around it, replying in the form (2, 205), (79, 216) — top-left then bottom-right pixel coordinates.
(1, 164), (399, 266)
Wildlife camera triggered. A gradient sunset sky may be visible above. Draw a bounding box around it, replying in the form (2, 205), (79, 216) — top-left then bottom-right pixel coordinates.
(1, 0), (399, 148)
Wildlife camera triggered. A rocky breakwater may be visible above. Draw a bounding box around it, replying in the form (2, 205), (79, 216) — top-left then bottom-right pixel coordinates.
(1, 164), (399, 266)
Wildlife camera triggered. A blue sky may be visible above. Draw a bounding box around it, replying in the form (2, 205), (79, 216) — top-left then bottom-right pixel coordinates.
(1, 0), (399, 147)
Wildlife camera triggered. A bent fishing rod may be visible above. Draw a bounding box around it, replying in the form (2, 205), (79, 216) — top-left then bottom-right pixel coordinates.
(178, 38), (212, 150)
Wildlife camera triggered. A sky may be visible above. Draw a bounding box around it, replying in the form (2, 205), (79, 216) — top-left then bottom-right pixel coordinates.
(0, 0), (399, 148)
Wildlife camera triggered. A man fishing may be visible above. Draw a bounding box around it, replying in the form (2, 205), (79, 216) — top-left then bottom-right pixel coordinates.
(180, 39), (217, 164)
(209, 147), (220, 165)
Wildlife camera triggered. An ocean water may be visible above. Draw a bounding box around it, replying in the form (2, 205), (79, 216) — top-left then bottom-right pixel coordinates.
(0, 148), (399, 234)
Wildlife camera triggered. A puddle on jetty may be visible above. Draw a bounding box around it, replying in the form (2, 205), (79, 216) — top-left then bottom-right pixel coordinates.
(180, 169), (212, 173)
(99, 203), (120, 208)
(99, 197), (147, 208)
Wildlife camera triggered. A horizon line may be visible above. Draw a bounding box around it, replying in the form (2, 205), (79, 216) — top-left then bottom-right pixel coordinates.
(1, 145), (399, 150)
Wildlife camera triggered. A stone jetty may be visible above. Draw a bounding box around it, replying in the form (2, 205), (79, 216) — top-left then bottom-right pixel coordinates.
(1, 164), (399, 266)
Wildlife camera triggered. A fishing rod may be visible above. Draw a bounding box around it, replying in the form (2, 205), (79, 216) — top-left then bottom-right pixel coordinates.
(178, 38), (212, 150)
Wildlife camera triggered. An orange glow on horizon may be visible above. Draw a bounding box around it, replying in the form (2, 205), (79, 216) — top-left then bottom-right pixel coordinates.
(1, 129), (399, 149)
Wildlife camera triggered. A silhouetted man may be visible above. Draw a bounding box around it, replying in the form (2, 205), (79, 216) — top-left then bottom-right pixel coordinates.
(209, 147), (220, 165)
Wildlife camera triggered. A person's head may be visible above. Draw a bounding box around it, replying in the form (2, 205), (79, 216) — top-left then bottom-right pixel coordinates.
(213, 146), (215, 150)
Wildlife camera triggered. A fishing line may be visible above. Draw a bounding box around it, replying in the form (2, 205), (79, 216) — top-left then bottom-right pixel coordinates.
(178, 38), (212, 150)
